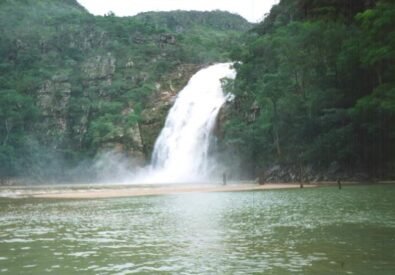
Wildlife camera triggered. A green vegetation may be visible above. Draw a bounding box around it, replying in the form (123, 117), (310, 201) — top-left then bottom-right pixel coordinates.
(0, 0), (250, 182)
(223, 0), (395, 180)
(1, 0), (394, 182)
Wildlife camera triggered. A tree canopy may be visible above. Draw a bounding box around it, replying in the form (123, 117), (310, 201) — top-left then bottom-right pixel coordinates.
(223, 0), (395, 179)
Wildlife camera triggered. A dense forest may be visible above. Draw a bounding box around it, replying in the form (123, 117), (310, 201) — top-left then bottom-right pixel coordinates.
(0, 0), (394, 183)
(222, 0), (395, 181)
(0, 0), (250, 182)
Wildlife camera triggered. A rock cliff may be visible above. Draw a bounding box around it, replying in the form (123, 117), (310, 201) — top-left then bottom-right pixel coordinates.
(0, 0), (252, 180)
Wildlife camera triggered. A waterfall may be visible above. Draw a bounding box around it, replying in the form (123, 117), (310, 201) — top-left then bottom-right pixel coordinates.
(147, 63), (235, 183)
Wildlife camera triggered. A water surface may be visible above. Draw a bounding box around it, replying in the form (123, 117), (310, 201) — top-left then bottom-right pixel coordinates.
(0, 184), (394, 274)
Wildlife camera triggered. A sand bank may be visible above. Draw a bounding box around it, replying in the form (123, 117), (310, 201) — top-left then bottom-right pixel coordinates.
(18, 183), (315, 199)
(4, 181), (391, 199)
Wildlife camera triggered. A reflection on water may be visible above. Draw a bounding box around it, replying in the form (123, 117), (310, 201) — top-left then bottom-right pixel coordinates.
(0, 185), (395, 274)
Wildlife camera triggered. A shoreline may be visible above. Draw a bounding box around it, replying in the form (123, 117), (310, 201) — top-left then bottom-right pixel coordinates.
(1, 183), (314, 199)
(0, 181), (393, 199)
(0, 181), (395, 199)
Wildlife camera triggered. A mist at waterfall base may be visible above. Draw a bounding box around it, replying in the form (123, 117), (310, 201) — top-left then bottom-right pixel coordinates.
(135, 63), (236, 184)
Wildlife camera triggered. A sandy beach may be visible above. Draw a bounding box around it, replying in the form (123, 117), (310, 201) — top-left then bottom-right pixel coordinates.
(1, 183), (317, 199)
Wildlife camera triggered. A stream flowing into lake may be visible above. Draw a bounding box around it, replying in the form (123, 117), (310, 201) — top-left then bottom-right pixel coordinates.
(146, 63), (235, 183)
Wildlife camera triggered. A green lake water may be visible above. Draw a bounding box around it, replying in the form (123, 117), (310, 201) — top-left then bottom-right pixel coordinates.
(0, 184), (395, 274)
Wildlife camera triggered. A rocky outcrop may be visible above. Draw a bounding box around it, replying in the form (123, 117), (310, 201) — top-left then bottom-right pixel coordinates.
(256, 163), (372, 183)
(36, 50), (201, 164)
(36, 73), (71, 145)
(159, 34), (177, 46)
(81, 53), (116, 80)
(99, 107), (146, 165)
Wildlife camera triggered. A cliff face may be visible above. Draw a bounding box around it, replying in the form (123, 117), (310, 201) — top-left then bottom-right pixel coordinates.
(0, 0), (251, 180)
(33, 50), (191, 165)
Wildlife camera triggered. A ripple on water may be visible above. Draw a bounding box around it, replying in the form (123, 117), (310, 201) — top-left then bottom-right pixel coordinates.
(0, 185), (394, 274)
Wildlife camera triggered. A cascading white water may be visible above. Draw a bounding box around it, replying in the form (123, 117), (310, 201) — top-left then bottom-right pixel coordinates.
(147, 63), (235, 183)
